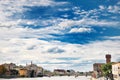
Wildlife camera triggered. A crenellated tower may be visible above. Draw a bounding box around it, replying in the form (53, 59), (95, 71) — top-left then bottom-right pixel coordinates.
(106, 54), (111, 63)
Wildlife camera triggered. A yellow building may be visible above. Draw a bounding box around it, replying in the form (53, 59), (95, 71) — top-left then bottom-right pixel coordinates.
(19, 69), (28, 77)
(112, 62), (120, 80)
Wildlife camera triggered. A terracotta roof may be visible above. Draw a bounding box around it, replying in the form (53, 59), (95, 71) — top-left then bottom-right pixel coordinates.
(112, 62), (120, 65)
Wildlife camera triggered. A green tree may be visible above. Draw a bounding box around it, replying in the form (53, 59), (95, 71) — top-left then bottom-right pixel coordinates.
(101, 63), (113, 80)
(0, 65), (6, 75)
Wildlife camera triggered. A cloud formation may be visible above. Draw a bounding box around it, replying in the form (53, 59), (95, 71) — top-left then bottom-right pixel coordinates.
(0, 38), (120, 71)
(0, 0), (120, 72)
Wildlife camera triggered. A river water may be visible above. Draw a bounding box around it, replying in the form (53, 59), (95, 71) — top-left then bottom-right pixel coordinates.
(0, 76), (91, 80)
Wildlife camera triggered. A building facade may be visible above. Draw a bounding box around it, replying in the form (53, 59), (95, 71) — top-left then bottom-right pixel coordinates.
(3, 63), (16, 70)
(1, 62), (44, 77)
(2, 63), (18, 76)
(106, 54), (111, 63)
(19, 68), (28, 77)
(112, 62), (120, 80)
(92, 63), (104, 78)
(26, 62), (43, 77)
(54, 69), (66, 76)
(92, 54), (112, 79)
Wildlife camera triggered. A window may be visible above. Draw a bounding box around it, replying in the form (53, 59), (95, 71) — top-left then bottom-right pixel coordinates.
(118, 67), (120, 69)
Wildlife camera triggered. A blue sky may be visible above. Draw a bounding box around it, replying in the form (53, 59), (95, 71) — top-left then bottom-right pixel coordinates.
(0, 0), (120, 71)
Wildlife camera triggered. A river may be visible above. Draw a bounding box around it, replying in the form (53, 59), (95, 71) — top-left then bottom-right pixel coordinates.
(0, 76), (91, 80)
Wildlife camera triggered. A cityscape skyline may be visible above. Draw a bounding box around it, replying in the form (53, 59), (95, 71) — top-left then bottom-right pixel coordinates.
(0, 0), (120, 72)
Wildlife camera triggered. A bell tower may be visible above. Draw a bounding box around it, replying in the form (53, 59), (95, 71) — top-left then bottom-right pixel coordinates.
(106, 54), (111, 63)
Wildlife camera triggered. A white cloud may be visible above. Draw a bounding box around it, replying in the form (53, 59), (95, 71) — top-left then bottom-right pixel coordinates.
(108, 5), (120, 13)
(99, 5), (106, 10)
(0, 26), (56, 40)
(0, 0), (120, 72)
(0, 17), (119, 41)
(69, 27), (92, 33)
(61, 14), (69, 18)
(0, 37), (120, 71)
(0, 0), (68, 26)
(104, 36), (120, 40)
(58, 8), (70, 11)
(87, 19), (120, 27)
(99, 5), (120, 14)
(0, 0), (119, 37)
(55, 18), (120, 31)
(117, 1), (120, 5)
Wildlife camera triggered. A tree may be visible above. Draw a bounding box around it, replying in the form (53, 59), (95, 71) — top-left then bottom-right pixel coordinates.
(0, 65), (6, 75)
(101, 63), (113, 80)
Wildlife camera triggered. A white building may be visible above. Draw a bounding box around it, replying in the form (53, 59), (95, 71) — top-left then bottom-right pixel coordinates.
(36, 66), (43, 76)
(112, 62), (120, 80)
(26, 62), (43, 77)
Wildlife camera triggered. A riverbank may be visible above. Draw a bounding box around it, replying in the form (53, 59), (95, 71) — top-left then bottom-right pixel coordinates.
(91, 77), (105, 80)
(0, 76), (91, 80)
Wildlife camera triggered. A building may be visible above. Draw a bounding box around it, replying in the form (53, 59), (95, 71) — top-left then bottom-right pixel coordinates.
(92, 54), (112, 79)
(19, 68), (28, 77)
(2, 63), (18, 76)
(26, 63), (37, 77)
(43, 69), (52, 76)
(106, 54), (111, 63)
(112, 62), (120, 80)
(26, 62), (43, 77)
(66, 69), (75, 76)
(92, 63), (105, 78)
(36, 66), (44, 77)
(54, 69), (66, 76)
(0, 62), (44, 78)
(3, 63), (16, 70)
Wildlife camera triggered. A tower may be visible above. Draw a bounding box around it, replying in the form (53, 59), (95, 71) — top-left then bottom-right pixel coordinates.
(31, 61), (33, 65)
(106, 54), (111, 63)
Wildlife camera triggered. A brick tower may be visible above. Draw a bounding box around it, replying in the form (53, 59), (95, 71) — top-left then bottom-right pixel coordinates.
(106, 54), (111, 63)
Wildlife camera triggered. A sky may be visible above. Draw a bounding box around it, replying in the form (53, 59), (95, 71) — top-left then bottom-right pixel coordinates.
(0, 0), (120, 72)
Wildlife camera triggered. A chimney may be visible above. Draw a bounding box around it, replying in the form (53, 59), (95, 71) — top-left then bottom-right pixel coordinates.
(106, 54), (111, 63)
